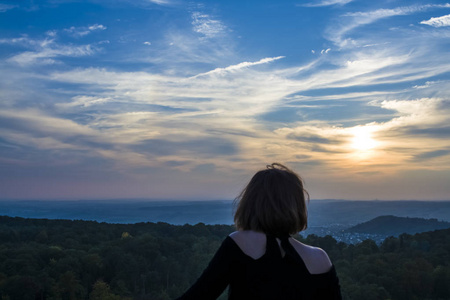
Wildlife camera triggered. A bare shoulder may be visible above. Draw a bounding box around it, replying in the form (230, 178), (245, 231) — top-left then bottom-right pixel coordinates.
(230, 230), (265, 240)
(229, 230), (266, 259)
(289, 238), (332, 274)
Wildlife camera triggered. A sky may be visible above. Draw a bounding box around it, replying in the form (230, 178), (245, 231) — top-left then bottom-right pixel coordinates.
(1, 0), (450, 201)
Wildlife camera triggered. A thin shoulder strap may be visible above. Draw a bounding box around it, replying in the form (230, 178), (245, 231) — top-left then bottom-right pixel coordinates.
(265, 234), (283, 258)
(266, 234), (297, 258)
(279, 235), (310, 272)
(266, 234), (310, 273)
(279, 236), (297, 257)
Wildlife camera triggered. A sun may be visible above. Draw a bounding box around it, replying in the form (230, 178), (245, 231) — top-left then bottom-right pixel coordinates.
(351, 126), (377, 151)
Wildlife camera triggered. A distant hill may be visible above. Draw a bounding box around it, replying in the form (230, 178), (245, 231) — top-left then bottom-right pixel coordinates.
(346, 215), (450, 236)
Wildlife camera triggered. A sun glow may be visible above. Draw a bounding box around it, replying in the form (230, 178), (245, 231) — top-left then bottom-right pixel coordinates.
(351, 126), (378, 151)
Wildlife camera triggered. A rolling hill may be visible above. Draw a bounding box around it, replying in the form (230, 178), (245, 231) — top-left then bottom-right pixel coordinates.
(346, 215), (450, 236)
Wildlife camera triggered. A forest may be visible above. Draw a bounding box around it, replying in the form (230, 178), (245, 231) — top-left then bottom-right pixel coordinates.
(0, 215), (449, 300)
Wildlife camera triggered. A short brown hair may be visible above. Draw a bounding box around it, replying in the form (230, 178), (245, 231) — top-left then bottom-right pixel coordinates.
(234, 163), (309, 235)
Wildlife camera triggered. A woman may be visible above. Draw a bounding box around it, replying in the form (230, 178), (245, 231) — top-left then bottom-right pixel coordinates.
(176, 163), (342, 300)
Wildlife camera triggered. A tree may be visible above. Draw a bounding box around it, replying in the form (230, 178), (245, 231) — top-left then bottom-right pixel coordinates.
(89, 280), (123, 300)
(53, 271), (85, 300)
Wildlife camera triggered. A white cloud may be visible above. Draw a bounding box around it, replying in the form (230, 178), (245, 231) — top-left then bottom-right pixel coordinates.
(343, 6), (423, 19)
(412, 80), (445, 89)
(329, 4), (450, 48)
(147, 0), (172, 5)
(64, 24), (107, 37)
(379, 98), (444, 117)
(421, 14), (450, 27)
(3, 1), (450, 200)
(0, 36), (55, 48)
(143, 41), (151, 45)
(45, 48), (449, 159)
(1, 31), (101, 66)
(331, 6), (422, 47)
(4, 35), (450, 198)
(142, 30), (234, 67)
(343, 4), (450, 20)
(8, 43), (96, 65)
(56, 95), (112, 108)
(303, 0), (353, 7)
(192, 56), (285, 78)
(0, 36), (30, 45)
(89, 24), (107, 31)
(191, 11), (227, 39)
(46, 30), (57, 37)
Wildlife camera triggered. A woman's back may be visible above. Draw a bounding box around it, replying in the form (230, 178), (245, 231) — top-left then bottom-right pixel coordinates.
(226, 231), (340, 300)
(229, 230), (332, 274)
(176, 231), (341, 299)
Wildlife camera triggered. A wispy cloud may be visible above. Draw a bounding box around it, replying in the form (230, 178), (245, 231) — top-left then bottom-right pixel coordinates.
(191, 56), (285, 78)
(40, 45), (450, 177)
(134, 14), (235, 69)
(0, 108), (101, 148)
(147, 0), (173, 5)
(0, 36), (53, 47)
(191, 11), (227, 39)
(9, 43), (97, 65)
(1, 33), (100, 65)
(413, 80), (446, 89)
(64, 24), (107, 37)
(302, 0), (353, 7)
(2, 0), (450, 199)
(343, 6), (424, 18)
(328, 4), (450, 48)
(5, 21), (450, 178)
(0, 3), (16, 12)
(421, 14), (450, 27)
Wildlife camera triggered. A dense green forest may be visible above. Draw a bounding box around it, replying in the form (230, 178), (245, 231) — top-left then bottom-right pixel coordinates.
(0, 216), (449, 300)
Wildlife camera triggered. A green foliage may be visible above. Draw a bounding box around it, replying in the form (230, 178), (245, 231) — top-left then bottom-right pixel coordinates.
(90, 280), (126, 300)
(0, 216), (232, 300)
(300, 229), (450, 300)
(0, 215), (449, 300)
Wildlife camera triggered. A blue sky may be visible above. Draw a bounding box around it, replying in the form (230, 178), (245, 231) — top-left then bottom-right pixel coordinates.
(1, 0), (450, 200)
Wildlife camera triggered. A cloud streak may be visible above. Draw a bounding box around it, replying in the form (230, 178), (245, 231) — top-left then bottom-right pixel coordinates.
(421, 14), (450, 27)
(303, 0), (353, 7)
(191, 56), (285, 78)
(328, 4), (450, 48)
(64, 24), (107, 37)
(1, 35), (99, 65)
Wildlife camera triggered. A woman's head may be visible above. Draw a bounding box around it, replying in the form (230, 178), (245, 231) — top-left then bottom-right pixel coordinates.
(234, 163), (309, 236)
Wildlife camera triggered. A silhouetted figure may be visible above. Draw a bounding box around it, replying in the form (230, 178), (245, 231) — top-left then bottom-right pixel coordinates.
(176, 163), (342, 300)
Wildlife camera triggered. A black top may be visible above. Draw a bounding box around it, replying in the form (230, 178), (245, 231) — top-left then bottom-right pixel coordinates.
(176, 234), (342, 300)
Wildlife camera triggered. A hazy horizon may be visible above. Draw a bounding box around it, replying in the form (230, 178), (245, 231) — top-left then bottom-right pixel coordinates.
(1, 198), (450, 202)
(1, 0), (450, 200)
(2, 199), (450, 227)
